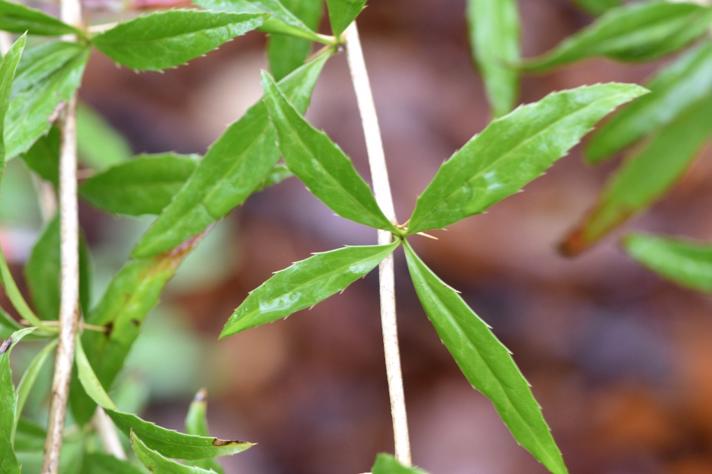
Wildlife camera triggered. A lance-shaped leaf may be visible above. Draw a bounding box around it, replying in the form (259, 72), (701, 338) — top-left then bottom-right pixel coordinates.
(586, 41), (712, 163)
(221, 242), (398, 337)
(262, 71), (396, 232)
(407, 83), (646, 234)
(561, 97), (712, 256)
(467, 0), (520, 117)
(194, 0), (324, 42)
(92, 10), (267, 71)
(0, 327), (36, 474)
(77, 103), (132, 170)
(624, 234), (712, 293)
(267, 0), (323, 80)
(14, 339), (56, 435)
(0, 247), (44, 328)
(0, 34), (24, 181)
(326, 0), (366, 36)
(75, 339), (254, 459)
(80, 153), (199, 216)
(523, 2), (712, 72)
(21, 126), (59, 185)
(372, 453), (428, 474)
(0, 0), (81, 36)
(80, 453), (145, 474)
(25, 216), (92, 319)
(6, 41), (88, 159)
(185, 389), (224, 473)
(133, 53), (329, 257)
(404, 243), (567, 474)
(574, 0), (621, 16)
(131, 432), (218, 474)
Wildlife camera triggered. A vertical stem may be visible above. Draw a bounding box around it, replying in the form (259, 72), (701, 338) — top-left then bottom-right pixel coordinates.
(345, 23), (412, 465)
(42, 0), (82, 471)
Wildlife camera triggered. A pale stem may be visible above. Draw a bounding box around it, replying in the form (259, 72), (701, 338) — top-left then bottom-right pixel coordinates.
(344, 23), (412, 465)
(93, 408), (127, 460)
(42, 0), (83, 469)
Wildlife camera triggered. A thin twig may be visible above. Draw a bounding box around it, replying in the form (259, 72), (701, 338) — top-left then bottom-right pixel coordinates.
(344, 23), (412, 465)
(42, 0), (83, 469)
(93, 407), (127, 460)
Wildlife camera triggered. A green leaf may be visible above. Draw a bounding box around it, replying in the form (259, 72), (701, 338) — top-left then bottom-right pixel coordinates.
(185, 389), (224, 473)
(267, 0), (323, 80)
(0, 308), (20, 339)
(561, 96), (712, 256)
(0, 327), (36, 474)
(24, 216), (92, 319)
(0, 246), (43, 327)
(467, 0), (520, 117)
(133, 52), (329, 258)
(221, 242), (398, 338)
(372, 453), (428, 474)
(131, 432), (218, 474)
(21, 126), (59, 186)
(76, 337), (254, 460)
(6, 41), (88, 159)
(80, 153), (199, 216)
(326, 0), (365, 36)
(403, 243), (566, 474)
(406, 83), (646, 234)
(0, 0), (80, 36)
(262, 71), (396, 232)
(80, 453), (145, 474)
(0, 33), (24, 182)
(523, 2), (712, 72)
(14, 339), (57, 434)
(92, 9), (267, 71)
(624, 234), (712, 293)
(574, 0), (620, 16)
(257, 162), (292, 191)
(77, 103), (132, 170)
(586, 41), (712, 163)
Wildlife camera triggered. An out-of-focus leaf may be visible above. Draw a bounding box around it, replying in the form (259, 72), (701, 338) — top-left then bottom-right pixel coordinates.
(221, 242), (398, 337)
(0, 0), (80, 36)
(0, 247), (43, 327)
(403, 243), (567, 474)
(267, 0), (323, 80)
(407, 83), (647, 234)
(77, 103), (132, 170)
(76, 339), (254, 460)
(372, 453), (428, 474)
(6, 41), (88, 159)
(133, 53), (329, 258)
(185, 390), (224, 473)
(624, 234), (712, 293)
(586, 41), (712, 163)
(131, 432), (218, 474)
(80, 453), (145, 474)
(92, 10), (267, 71)
(524, 2), (712, 72)
(79, 153), (199, 216)
(561, 97), (712, 255)
(326, 0), (365, 36)
(574, 0), (621, 16)
(0, 308), (20, 339)
(14, 339), (56, 434)
(262, 71), (395, 232)
(0, 34), (24, 182)
(21, 126), (59, 186)
(467, 0), (519, 117)
(24, 216), (92, 319)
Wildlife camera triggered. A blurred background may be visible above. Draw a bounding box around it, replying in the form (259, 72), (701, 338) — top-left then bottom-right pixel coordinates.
(2, 0), (712, 472)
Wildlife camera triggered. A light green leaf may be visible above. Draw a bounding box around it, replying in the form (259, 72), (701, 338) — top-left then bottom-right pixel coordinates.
(586, 41), (712, 163)
(574, 0), (620, 16)
(80, 453), (145, 474)
(524, 2), (712, 72)
(0, 308), (20, 339)
(92, 9), (267, 71)
(403, 243), (566, 474)
(407, 83), (646, 234)
(0, 247), (43, 327)
(185, 390), (224, 473)
(133, 53), (329, 258)
(561, 96), (712, 255)
(0, 0), (80, 36)
(25, 216), (92, 319)
(21, 126), (59, 186)
(14, 339), (57, 434)
(77, 103), (132, 170)
(131, 432), (218, 474)
(257, 162), (292, 191)
(326, 0), (365, 36)
(372, 453), (428, 474)
(221, 242), (398, 337)
(624, 234), (712, 293)
(6, 41), (88, 159)
(0, 33), (25, 181)
(467, 0), (520, 117)
(262, 71), (395, 232)
(80, 153), (199, 216)
(267, 0), (323, 80)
